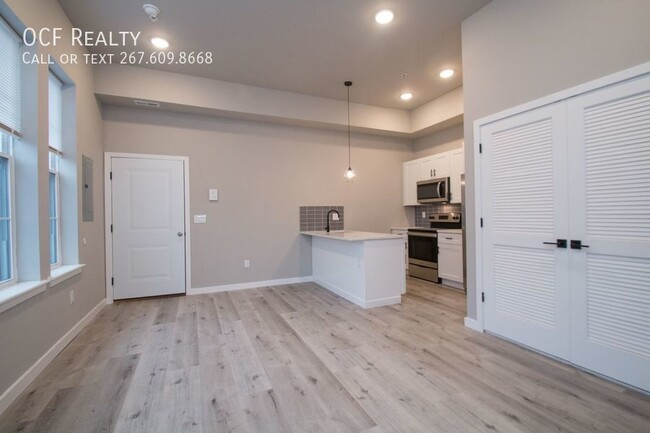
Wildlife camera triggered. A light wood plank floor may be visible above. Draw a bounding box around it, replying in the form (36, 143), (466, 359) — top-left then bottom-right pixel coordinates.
(1, 278), (649, 433)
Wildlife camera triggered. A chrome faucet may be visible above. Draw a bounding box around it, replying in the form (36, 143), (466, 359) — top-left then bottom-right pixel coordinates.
(325, 209), (340, 233)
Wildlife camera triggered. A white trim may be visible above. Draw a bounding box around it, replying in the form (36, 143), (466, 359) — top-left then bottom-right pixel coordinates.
(464, 317), (483, 333)
(472, 61), (650, 332)
(188, 276), (314, 296)
(48, 264), (85, 288)
(0, 280), (48, 314)
(104, 152), (191, 304)
(0, 299), (106, 415)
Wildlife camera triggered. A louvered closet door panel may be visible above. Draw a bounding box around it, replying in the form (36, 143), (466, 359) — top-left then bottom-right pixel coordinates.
(568, 74), (650, 392)
(481, 102), (571, 360)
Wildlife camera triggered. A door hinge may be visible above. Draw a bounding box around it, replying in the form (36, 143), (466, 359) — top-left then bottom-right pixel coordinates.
(479, 143), (483, 154)
(110, 171), (112, 180)
(482, 292), (485, 302)
(111, 277), (114, 286)
(480, 218), (484, 227)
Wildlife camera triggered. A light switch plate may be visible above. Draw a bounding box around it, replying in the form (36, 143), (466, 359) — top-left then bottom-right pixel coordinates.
(209, 189), (219, 201)
(194, 214), (207, 224)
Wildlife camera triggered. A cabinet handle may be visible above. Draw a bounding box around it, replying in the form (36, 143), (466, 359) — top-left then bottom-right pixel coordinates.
(430, 169), (433, 177)
(434, 169), (436, 177)
(445, 237), (453, 240)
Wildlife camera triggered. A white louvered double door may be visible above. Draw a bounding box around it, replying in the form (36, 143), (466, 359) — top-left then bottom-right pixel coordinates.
(481, 74), (650, 391)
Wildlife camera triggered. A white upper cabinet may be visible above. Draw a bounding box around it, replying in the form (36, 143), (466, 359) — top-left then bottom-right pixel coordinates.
(402, 160), (420, 206)
(449, 147), (465, 203)
(420, 156), (435, 180)
(402, 148), (464, 206)
(433, 152), (450, 178)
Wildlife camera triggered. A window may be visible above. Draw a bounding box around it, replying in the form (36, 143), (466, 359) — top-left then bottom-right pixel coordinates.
(0, 133), (15, 286)
(48, 72), (63, 268)
(49, 153), (61, 267)
(0, 17), (20, 286)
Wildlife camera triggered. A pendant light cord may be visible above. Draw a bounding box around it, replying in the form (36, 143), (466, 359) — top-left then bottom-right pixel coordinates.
(347, 83), (351, 169)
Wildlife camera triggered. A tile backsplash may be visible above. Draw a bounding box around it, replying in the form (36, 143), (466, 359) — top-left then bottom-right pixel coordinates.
(414, 203), (461, 227)
(300, 206), (344, 231)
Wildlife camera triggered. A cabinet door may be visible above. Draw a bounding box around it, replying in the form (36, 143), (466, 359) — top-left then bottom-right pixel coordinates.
(481, 101), (571, 360)
(433, 152), (450, 178)
(402, 161), (420, 206)
(567, 74), (650, 392)
(420, 157), (435, 180)
(449, 148), (464, 203)
(439, 244), (463, 282)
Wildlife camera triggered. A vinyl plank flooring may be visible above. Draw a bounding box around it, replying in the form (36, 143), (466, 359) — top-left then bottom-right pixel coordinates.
(2, 279), (649, 433)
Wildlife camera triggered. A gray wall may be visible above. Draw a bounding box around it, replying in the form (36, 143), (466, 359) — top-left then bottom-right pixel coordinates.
(0, 0), (104, 397)
(462, 0), (650, 319)
(413, 123), (464, 159)
(103, 106), (412, 289)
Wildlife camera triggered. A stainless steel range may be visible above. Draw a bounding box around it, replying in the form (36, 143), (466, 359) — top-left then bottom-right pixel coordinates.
(407, 213), (462, 283)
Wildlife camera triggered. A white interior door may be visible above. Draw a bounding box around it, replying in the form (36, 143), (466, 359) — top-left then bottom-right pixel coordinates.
(567, 75), (650, 391)
(111, 157), (186, 300)
(481, 103), (572, 360)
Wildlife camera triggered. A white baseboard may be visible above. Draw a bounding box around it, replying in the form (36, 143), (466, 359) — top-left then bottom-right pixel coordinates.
(0, 299), (106, 416)
(188, 276), (314, 296)
(312, 278), (401, 309)
(464, 317), (483, 332)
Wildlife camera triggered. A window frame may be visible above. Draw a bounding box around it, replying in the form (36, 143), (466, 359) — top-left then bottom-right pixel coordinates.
(49, 152), (62, 269)
(0, 142), (17, 288)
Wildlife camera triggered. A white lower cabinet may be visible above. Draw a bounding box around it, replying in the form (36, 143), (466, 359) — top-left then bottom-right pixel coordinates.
(390, 228), (409, 273)
(438, 232), (463, 284)
(479, 70), (650, 392)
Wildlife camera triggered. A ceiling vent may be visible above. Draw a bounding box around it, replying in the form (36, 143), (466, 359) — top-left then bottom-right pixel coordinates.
(134, 99), (160, 108)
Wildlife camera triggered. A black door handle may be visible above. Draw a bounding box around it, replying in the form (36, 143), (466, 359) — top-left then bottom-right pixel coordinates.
(570, 240), (589, 249)
(543, 239), (567, 248)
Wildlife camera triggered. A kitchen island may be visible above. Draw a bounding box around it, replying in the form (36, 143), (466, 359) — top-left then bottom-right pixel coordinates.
(301, 231), (405, 308)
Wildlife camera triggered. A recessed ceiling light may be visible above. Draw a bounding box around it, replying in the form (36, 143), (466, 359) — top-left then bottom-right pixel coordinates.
(375, 9), (394, 24)
(439, 69), (455, 79)
(400, 92), (413, 101)
(151, 37), (169, 49)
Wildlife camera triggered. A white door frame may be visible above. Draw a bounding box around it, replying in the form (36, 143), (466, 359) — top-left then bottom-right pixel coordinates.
(104, 152), (191, 304)
(472, 61), (650, 331)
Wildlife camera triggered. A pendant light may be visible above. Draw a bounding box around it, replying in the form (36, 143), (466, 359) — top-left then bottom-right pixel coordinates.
(343, 81), (356, 182)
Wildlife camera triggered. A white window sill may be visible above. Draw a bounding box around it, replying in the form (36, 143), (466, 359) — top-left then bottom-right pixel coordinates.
(49, 264), (85, 288)
(0, 280), (48, 314)
(0, 264), (85, 314)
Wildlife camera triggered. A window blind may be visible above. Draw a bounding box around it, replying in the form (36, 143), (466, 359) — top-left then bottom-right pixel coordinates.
(0, 17), (22, 136)
(48, 73), (63, 152)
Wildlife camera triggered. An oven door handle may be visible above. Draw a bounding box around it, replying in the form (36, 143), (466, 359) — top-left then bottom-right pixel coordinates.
(408, 232), (438, 238)
(437, 182), (443, 198)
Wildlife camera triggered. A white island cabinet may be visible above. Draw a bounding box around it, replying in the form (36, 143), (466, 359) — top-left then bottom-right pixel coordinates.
(301, 231), (405, 308)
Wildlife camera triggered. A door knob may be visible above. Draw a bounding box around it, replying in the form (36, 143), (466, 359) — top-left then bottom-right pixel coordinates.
(543, 239), (567, 248)
(177, 232), (184, 237)
(570, 240), (589, 249)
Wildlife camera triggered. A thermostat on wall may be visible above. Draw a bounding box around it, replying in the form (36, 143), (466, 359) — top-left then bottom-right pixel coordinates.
(209, 189), (218, 201)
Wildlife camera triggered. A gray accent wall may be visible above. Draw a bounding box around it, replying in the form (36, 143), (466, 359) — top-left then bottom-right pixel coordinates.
(103, 106), (412, 290)
(461, 0), (650, 320)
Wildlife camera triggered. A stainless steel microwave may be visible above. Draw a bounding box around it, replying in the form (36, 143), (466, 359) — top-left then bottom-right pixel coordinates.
(417, 177), (450, 204)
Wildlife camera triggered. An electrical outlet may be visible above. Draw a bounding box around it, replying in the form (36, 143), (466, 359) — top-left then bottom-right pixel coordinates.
(422, 211), (426, 218)
(332, 213), (339, 221)
(208, 189), (219, 201)
(82, 237), (87, 245)
(69, 290), (75, 305)
(244, 259), (250, 268)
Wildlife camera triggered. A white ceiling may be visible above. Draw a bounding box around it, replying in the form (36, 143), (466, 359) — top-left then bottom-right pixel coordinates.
(57, 0), (490, 109)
